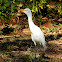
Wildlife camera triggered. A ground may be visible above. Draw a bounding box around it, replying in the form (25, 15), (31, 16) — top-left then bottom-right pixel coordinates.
(0, 22), (62, 62)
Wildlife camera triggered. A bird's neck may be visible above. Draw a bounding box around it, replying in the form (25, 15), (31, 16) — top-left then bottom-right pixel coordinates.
(28, 16), (33, 24)
(27, 15), (35, 31)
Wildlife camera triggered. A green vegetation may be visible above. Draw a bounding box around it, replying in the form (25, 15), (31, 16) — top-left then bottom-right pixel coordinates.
(0, 0), (17, 20)
(0, 0), (62, 23)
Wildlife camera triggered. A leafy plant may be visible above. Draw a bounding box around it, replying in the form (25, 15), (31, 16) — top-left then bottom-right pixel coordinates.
(59, 23), (62, 26)
(55, 43), (58, 46)
(22, 0), (47, 15)
(0, 0), (22, 22)
(57, 3), (62, 15)
(60, 37), (62, 40)
(54, 35), (57, 39)
(52, 26), (58, 33)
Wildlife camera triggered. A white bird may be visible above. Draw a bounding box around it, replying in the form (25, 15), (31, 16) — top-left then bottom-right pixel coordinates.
(19, 8), (47, 51)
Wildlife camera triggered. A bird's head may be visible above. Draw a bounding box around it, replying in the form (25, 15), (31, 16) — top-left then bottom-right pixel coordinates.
(19, 8), (32, 17)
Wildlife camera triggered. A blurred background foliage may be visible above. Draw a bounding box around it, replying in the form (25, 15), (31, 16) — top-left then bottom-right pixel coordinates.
(0, 0), (62, 23)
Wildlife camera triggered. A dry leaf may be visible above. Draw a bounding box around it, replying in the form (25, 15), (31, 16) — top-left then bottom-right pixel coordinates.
(22, 29), (31, 35)
(40, 21), (51, 28)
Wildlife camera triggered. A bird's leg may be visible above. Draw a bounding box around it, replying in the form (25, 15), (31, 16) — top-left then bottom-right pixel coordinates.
(39, 42), (45, 59)
(33, 41), (37, 51)
(33, 41), (37, 52)
(33, 41), (37, 58)
(44, 46), (47, 51)
(30, 41), (36, 48)
(35, 46), (37, 58)
(39, 43), (44, 52)
(42, 42), (47, 51)
(33, 41), (36, 46)
(40, 43), (47, 59)
(30, 42), (33, 48)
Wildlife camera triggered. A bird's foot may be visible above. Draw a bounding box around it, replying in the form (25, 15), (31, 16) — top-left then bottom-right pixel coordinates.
(41, 48), (44, 52)
(41, 47), (47, 52)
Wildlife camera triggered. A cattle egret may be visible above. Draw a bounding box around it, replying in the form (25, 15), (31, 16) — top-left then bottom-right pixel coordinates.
(20, 8), (47, 51)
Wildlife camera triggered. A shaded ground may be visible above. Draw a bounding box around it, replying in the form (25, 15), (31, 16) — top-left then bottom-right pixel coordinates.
(0, 26), (62, 62)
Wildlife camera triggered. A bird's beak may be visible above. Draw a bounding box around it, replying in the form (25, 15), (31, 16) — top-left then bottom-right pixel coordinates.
(18, 9), (27, 12)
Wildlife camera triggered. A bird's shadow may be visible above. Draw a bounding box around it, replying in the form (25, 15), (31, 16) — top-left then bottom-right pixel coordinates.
(0, 34), (62, 51)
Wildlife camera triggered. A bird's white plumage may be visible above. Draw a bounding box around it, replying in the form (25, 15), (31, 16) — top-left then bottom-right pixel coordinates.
(22, 8), (47, 51)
